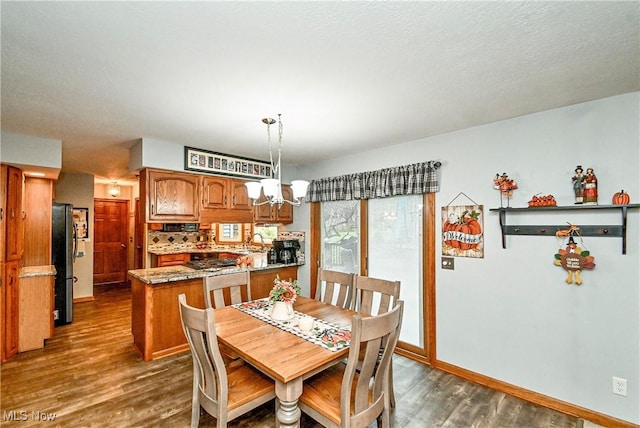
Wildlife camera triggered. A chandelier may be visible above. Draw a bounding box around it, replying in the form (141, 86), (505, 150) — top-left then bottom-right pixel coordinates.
(245, 114), (309, 207)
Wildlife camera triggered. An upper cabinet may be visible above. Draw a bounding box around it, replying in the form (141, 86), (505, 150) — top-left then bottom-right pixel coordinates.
(142, 169), (200, 222)
(200, 176), (253, 223)
(253, 185), (294, 224)
(4, 165), (24, 262)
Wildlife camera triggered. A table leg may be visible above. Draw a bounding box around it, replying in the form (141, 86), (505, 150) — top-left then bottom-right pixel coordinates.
(275, 378), (302, 428)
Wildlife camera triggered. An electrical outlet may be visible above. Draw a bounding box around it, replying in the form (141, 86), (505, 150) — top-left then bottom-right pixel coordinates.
(442, 257), (454, 270)
(613, 376), (627, 396)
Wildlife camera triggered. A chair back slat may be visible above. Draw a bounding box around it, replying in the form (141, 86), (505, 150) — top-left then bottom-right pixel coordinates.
(204, 270), (251, 309)
(353, 275), (401, 316)
(316, 268), (355, 309)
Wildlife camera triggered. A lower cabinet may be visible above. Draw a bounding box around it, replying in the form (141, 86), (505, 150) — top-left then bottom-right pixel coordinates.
(19, 275), (54, 352)
(3, 261), (19, 360)
(150, 253), (190, 267)
(129, 265), (299, 361)
(250, 265), (298, 299)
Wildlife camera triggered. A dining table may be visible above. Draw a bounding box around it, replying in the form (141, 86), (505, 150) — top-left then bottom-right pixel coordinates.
(213, 295), (357, 428)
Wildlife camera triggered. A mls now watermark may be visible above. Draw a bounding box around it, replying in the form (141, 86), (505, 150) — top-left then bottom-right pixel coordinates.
(3, 410), (57, 422)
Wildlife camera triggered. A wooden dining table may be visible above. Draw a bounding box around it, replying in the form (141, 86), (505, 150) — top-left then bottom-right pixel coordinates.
(214, 296), (357, 428)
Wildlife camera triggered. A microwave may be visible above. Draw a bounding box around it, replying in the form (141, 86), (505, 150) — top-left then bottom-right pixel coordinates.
(162, 223), (199, 232)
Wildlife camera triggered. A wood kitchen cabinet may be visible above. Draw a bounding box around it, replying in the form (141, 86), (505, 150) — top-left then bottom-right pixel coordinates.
(151, 253), (191, 267)
(250, 265), (298, 299)
(142, 168), (200, 223)
(5, 165), (24, 261)
(4, 261), (20, 360)
(19, 274), (54, 352)
(253, 185), (294, 224)
(200, 176), (253, 223)
(22, 177), (53, 266)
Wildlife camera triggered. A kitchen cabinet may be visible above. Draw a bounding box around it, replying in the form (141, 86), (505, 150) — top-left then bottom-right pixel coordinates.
(5, 165), (23, 261)
(142, 168), (200, 222)
(22, 177), (53, 266)
(151, 253), (190, 268)
(4, 261), (19, 360)
(253, 185), (294, 224)
(200, 176), (253, 223)
(250, 265), (298, 299)
(19, 273), (54, 352)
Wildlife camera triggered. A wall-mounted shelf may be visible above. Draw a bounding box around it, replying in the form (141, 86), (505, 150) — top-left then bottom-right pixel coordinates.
(489, 204), (640, 254)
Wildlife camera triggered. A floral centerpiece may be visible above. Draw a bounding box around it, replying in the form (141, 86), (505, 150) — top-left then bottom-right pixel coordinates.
(269, 275), (301, 303)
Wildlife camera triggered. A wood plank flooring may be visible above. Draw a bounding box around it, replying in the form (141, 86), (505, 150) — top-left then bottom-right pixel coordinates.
(1, 283), (583, 427)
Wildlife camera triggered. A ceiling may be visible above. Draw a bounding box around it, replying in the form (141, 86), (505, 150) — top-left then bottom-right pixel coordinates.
(1, 1), (639, 183)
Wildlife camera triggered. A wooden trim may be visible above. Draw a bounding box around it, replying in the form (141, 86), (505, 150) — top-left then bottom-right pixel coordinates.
(73, 296), (96, 303)
(309, 202), (321, 299)
(424, 192), (437, 363)
(359, 199), (368, 275)
(435, 360), (639, 428)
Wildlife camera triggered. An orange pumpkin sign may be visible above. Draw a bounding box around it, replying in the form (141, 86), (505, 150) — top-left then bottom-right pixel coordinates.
(612, 190), (630, 205)
(442, 206), (484, 257)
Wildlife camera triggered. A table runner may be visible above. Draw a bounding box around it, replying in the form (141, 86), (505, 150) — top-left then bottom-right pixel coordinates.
(233, 298), (351, 352)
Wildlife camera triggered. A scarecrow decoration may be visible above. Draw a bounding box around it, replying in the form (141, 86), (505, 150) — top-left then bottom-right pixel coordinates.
(553, 231), (595, 285)
(493, 173), (518, 207)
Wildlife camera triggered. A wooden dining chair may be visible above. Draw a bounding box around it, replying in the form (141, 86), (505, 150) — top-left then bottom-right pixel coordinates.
(353, 274), (401, 407)
(299, 300), (404, 428)
(353, 274), (400, 316)
(315, 268), (355, 309)
(203, 270), (251, 309)
(178, 294), (276, 428)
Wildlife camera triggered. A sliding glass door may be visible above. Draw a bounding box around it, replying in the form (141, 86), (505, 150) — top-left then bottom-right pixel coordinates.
(367, 195), (424, 347)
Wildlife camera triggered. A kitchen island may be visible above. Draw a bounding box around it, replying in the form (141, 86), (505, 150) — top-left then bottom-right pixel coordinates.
(128, 263), (299, 361)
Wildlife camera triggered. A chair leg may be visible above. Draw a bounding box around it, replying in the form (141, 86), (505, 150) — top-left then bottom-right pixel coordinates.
(389, 361), (396, 408)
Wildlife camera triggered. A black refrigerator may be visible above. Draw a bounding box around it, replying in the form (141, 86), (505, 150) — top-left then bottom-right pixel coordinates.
(52, 203), (76, 326)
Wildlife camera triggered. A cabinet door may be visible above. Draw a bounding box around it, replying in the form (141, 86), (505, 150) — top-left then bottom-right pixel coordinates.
(202, 177), (228, 209)
(4, 261), (19, 359)
(5, 166), (23, 261)
(275, 185), (294, 224)
(22, 177), (53, 266)
(253, 195), (274, 223)
(230, 180), (252, 211)
(147, 170), (199, 222)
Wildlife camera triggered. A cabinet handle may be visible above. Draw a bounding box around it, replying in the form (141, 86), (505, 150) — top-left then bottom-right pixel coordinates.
(224, 195), (227, 207)
(232, 195), (236, 206)
(151, 204), (155, 215)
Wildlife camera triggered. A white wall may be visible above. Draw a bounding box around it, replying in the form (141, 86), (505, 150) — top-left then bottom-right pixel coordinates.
(296, 92), (640, 424)
(53, 172), (95, 300)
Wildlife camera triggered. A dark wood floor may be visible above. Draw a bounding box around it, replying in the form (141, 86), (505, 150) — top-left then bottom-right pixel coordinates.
(1, 283), (583, 427)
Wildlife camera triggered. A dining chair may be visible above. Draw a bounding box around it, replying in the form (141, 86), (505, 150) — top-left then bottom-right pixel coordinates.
(315, 268), (355, 309)
(178, 294), (276, 428)
(299, 300), (404, 428)
(353, 274), (401, 407)
(203, 271), (251, 363)
(203, 270), (251, 309)
(353, 274), (400, 316)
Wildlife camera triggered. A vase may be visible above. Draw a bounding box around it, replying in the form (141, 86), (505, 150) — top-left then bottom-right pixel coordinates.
(271, 301), (294, 321)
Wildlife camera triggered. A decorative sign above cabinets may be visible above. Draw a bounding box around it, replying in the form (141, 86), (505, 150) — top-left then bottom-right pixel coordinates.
(184, 146), (272, 180)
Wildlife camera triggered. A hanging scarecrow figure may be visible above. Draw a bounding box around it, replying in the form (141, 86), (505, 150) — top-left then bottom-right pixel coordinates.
(553, 236), (595, 285)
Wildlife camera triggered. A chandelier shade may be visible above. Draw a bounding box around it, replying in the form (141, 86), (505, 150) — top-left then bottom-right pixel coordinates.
(245, 114), (309, 208)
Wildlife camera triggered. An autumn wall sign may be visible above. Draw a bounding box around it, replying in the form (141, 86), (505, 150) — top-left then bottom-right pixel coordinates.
(442, 205), (484, 258)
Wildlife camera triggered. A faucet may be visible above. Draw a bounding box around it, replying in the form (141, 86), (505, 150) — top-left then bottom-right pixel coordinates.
(252, 232), (266, 252)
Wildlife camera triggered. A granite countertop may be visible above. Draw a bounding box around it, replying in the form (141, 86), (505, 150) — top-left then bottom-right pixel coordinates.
(128, 263), (300, 285)
(19, 265), (56, 278)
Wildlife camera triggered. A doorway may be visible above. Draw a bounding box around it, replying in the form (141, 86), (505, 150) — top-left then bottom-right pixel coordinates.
(93, 199), (129, 285)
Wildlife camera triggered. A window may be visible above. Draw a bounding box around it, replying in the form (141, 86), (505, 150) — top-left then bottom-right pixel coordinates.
(321, 200), (360, 274)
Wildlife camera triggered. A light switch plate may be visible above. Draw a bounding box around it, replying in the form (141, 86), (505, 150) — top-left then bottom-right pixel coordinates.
(442, 257), (454, 270)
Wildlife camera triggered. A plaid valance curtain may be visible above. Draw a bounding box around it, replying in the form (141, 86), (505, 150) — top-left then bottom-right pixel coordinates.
(306, 161), (441, 202)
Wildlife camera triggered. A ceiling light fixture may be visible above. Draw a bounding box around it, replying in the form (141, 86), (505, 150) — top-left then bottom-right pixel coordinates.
(245, 114), (309, 208)
(108, 181), (121, 198)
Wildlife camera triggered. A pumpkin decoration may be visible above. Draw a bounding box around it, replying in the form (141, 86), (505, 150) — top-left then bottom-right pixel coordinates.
(443, 210), (483, 251)
(612, 190), (630, 205)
